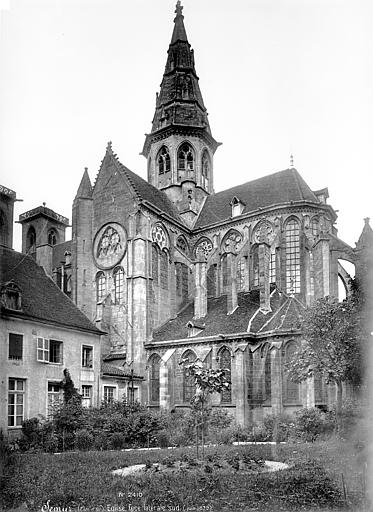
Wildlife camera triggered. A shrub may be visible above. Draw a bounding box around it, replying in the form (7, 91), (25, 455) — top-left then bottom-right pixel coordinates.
(156, 430), (169, 448)
(294, 407), (327, 442)
(109, 432), (126, 450)
(93, 432), (109, 451)
(75, 429), (94, 451)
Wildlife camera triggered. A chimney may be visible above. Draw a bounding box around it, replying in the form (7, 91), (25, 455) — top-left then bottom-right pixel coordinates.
(226, 250), (238, 314)
(194, 252), (207, 319)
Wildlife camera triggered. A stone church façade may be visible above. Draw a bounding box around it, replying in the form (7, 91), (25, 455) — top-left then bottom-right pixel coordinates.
(15, 2), (372, 425)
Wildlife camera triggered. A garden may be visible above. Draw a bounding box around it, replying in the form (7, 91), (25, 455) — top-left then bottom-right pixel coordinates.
(0, 396), (371, 512)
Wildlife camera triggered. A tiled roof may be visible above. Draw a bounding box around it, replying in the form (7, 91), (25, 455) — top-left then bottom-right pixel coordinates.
(0, 246), (102, 334)
(52, 240), (72, 268)
(101, 362), (143, 380)
(152, 288), (304, 342)
(195, 168), (319, 228)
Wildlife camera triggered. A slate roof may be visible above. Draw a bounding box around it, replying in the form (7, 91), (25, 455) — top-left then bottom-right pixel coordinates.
(195, 168), (320, 228)
(0, 246), (102, 334)
(152, 288), (304, 342)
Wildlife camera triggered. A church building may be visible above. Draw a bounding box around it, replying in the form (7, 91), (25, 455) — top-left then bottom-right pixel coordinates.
(14, 2), (370, 425)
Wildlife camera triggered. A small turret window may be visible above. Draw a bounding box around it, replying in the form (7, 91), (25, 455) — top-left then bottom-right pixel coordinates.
(48, 229), (57, 246)
(26, 226), (36, 253)
(178, 143), (194, 176)
(157, 146), (171, 175)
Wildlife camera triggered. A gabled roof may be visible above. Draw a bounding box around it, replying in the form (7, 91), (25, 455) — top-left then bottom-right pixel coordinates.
(0, 246), (102, 334)
(152, 288), (304, 342)
(96, 144), (184, 225)
(195, 168), (320, 229)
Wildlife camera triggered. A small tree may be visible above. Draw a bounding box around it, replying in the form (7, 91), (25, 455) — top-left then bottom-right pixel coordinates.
(285, 296), (363, 428)
(180, 360), (230, 458)
(60, 368), (81, 404)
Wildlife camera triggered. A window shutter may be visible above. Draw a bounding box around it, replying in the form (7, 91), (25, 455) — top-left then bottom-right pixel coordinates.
(37, 337), (44, 361)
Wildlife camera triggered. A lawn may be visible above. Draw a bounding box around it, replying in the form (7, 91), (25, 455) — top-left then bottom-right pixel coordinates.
(1, 439), (368, 512)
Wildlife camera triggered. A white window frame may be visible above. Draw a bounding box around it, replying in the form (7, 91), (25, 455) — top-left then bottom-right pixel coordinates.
(8, 378), (26, 428)
(103, 385), (117, 403)
(81, 385), (93, 408)
(81, 345), (94, 369)
(37, 337), (63, 364)
(47, 381), (63, 417)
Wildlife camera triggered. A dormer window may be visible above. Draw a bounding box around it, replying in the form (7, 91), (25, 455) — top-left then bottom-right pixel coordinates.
(186, 320), (205, 337)
(231, 196), (244, 217)
(1, 281), (22, 311)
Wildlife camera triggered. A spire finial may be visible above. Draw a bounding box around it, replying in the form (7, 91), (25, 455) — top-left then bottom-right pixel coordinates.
(175, 1), (183, 17)
(106, 141), (112, 152)
(364, 217), (370, 225)
(290, 154), (294, 168)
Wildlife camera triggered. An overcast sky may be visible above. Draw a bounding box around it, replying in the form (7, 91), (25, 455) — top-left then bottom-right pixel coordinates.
(1, 0), (372, 258)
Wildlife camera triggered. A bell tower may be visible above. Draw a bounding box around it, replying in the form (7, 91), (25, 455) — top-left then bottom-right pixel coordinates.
(142, 1), (220, 226)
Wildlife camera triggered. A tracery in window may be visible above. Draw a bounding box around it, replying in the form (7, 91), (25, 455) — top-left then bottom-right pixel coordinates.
(237, 257), (246, 291)
(157, 146), (171, 175)
(201, 150), (210, 189)
(96, 271), (106, 302)
(113, 266), (124, 304)
(218, 347), (231, 403)
(182, 350), (196, 403)
(160, 250), (169, 291)
(284, 342), (300, 403)
(285, 219), (300, 293)
(252, 245), (259, 287)
(176, 236), (188, 255)
(269, 246), (276, 284)
(176, 262), (189, 300)
(177, 143), (194, 177)
(149, 354), (161, 403)
(207, 264), (217, 297)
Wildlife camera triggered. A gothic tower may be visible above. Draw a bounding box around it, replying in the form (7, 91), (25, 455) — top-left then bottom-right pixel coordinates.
(142, 1), (220, 226)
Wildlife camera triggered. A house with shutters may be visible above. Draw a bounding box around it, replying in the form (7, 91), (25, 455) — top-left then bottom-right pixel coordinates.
(9, 2), (371, 426)
(0, 186), (103, 437)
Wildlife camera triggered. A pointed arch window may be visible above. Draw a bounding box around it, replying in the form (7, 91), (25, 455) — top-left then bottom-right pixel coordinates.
(149, 354), (161, 403)
(264, 349), (272, 403)
(152, 244), (159, 285)
(285, 218), (300, 293)
(26, 226), (36, 253)
(48, 229), (58, 246)
(113, 266), (124, 304)
(284, 342), (300, 403)
(252, 245), (259, 287)
(157, 146), (171, 175)
(176, 262), (189, 300)
(201, 150), (210, 189)
(311, 218), (319, 237)
(178, 143), (194, 176)
(221, 254), (228, 293)
(218, 347), (231, 403)
(160, 250), (169, 290)
(207, 264), (217, 297)
(96, 271), (106, 302)
(182, 350), (196, 403)
(269, 246), (276, 284)
(237, 257), (246, 291)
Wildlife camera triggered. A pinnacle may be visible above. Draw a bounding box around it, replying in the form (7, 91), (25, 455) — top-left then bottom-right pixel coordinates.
(76, 167), (93, 199)
(171, 1), (188, 44)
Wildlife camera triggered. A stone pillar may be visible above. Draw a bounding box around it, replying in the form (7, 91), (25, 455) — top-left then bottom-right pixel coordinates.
(259, 242), (271, 312)
(194, 258), (207, 319)
(305, 375), (315, 408)
(226, 250), (237, 314)
(270, 347), (282, 415)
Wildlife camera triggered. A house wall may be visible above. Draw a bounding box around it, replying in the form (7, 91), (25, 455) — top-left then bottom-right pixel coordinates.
(0, 317), (101, 438)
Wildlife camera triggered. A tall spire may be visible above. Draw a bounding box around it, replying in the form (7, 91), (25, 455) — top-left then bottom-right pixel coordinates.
(142, 2), (219, 157)
(171, 1), (188, 44)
